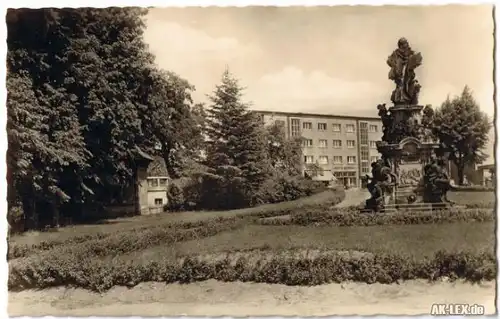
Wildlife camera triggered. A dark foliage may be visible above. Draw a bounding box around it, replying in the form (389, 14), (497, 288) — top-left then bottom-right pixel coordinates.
(9, 248), (495, 292)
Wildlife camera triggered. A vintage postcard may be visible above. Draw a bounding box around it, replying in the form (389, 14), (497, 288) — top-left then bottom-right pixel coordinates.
(6, 4), (496, 316)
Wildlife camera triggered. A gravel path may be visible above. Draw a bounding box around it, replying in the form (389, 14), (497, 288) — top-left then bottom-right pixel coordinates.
(9, 280), (496, 316)
(335, 188), (369, 208)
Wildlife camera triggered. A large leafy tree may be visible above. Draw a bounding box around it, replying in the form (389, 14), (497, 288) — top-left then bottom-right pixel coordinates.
(7, 8), (203, 228)
(264, 121), (303, 176)
(432, 86), (492, 185)
(7, 9), (91, 227)
(137, 69), (205, 178)
(203, 69), (271, 209)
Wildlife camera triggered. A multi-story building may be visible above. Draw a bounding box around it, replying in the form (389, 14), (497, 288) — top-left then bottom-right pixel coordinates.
(255, 110), (383, 188)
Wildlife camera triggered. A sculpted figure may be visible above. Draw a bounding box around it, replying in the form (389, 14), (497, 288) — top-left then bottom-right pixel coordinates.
(365, 159), (396, 212)
(387, 38), (423, 106)
(377, 103), (394, 143)
(422, 157), (453, 204)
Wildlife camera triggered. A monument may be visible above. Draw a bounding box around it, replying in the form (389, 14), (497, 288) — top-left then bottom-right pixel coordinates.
(364, 38), (452, 212)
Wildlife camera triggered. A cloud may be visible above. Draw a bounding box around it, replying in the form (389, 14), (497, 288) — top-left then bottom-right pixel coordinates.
(245, 66), (387, 115)
(144, 17), (262, 77)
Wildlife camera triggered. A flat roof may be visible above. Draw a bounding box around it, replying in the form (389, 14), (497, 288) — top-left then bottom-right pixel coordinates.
(253, 110), (380, 121)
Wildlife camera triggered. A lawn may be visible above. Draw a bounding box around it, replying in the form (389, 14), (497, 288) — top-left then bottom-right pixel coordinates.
(118, 221), (495, 262)
(9, 188), (344, 247)
(448, 190), (495, 206)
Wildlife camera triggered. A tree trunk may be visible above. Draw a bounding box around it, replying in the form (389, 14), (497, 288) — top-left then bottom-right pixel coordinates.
(457, 163), (465, 186)
(22, 195), (37, 231)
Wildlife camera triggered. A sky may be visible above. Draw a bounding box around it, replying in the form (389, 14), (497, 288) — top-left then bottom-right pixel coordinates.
(143, 5), (495, 161)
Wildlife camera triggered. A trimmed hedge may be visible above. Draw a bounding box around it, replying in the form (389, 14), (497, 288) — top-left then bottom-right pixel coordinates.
(8, 188), (345, 260)
(256, 208), (495, 227)
(8, 217), (241, 260)
(9, 248), (495, 292)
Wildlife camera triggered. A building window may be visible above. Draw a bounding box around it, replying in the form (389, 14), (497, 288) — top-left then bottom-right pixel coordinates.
(333, 156), (343, 164)
(303, 122), (312, 129)
(361, 149), (369, 162)
(318, 156), (329, 165)
(347, 140), (355, 148)
(362, 167), (370, 173)
(369, 141), (377, 149)
(332, 124), (341, 132)
(347, 156), (356, 164)
(346, 124), (355, 133)
(370, 156), (379, 163)
(275, 120), (285, 127)
(359, 122), (368, 145)
(349, 177), (357, 186)
(369, 124), (378, 133)
(304, 155), (314, 164)
(332, 140), (342, 148)
(291, 119), (301, 137)
(318, 139), (328, 148)
(148, 179), (159, 187)
(154, 198), (163, 206)
(302, 139), (313, 148)
(318, 122), (327, 131)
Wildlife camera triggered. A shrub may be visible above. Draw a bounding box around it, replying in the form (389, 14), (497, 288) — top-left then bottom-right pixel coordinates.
(256, 208), (495, 227)
(8, 248), (495, 292)
(167, 183), (185, 211)
(8, 206), (24, 234)
(255, 173), (329, 205)
(8, 217), (240, 260)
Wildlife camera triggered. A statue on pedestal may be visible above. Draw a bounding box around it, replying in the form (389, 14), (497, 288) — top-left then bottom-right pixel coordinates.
(365, 37), (451, 213)
(387, 38), (423, 106)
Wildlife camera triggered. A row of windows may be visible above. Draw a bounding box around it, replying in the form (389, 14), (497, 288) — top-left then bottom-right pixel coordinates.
(147, 178), (168, 188)
(304, 155), (380, 165)
(302, 139), (378, 149)
(288, 119), (379, 133)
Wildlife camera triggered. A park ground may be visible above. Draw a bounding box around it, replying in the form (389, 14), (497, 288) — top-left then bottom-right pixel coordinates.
(8, 188), (497, 316)
(9, 280), (496, 316)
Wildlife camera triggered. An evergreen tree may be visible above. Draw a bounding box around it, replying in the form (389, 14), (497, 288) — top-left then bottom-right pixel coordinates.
(204, 69), (271, 208)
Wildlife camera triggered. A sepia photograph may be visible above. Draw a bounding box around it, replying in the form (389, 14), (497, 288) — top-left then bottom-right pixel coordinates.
(6, 4), (497, 316)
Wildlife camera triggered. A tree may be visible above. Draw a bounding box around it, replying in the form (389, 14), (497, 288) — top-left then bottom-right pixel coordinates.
(203, 69), (271, 209)
(7, 10), (91, 228)
(137, 68), (205, 178)
(264, 121), (303, 176)
(7, 8), (203, 228)
(432, 86), (492, 185)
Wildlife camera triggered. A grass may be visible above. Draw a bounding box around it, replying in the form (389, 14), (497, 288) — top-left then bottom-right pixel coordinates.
(448, 190), (495, 206)
(9, 187), (496, 292)
(118, 221), (495, 263)
(9, 188), (344, 247)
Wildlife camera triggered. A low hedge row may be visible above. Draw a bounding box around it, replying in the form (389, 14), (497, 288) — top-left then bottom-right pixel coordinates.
(465, 202), (496, 209)
(8, 189), (345, 260)
(9, 249), (495, 292)
(256, 208), (495, 227)
(9, 217), (241, 260)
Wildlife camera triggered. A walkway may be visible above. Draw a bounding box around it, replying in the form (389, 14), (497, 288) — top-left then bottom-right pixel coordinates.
(335, 188), (369, 208)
